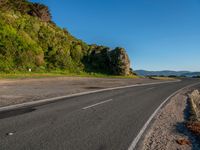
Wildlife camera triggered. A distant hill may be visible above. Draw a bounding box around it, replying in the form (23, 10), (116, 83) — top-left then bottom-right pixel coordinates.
(135, 70), (200, 77)
(0, 0), (131, 75)
(181, 72), (200, 77)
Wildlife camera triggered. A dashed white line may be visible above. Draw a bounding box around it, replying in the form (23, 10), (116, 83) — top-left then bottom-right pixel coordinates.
(0, 79), (180, 112)
(82, 99), (113, 110)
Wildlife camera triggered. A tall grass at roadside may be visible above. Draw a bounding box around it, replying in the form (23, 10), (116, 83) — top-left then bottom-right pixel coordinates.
(186, 90), (200, 136)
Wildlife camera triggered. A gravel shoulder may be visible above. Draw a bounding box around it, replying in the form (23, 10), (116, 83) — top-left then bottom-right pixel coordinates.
(141, 86), (200, 150)
(0, 77), (163, 107)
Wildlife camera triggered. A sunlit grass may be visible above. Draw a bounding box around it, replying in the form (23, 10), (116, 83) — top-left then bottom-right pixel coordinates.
(149, 76), (176, 80)
(0, 71), (139, 79)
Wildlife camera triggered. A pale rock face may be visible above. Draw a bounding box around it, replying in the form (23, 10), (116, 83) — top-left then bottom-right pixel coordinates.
(109, 47), (130, 76)
(88, 46), (131, 76)
(117, 48), (130, 75)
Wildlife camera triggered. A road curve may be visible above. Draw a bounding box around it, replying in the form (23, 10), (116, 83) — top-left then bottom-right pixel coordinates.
(0, 78), (199, 150)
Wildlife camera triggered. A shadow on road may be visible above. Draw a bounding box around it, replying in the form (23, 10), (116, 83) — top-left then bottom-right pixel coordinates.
(0, 107), (36, 119)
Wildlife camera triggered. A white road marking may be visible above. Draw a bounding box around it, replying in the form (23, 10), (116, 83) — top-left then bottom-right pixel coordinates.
(127, 82), (200, 150)
(82, 99), (113, 110)
(0, 80), (180, 112)
(145, 87), (155, 91)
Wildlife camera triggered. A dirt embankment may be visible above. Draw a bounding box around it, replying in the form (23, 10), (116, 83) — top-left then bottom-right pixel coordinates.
(186, 90), (200, 139)
(142, 88), (200, 150)
(0, 77), (162, 107)
(188, 90), (200, 121)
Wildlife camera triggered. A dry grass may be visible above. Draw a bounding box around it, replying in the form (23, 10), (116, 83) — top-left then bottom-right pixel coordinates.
(186, 90), (200, 136)
(149, 76), (176, 80)
(189, 90), (200, 121)
(186, 121), (200, 136)
(176, 138), (191, 145)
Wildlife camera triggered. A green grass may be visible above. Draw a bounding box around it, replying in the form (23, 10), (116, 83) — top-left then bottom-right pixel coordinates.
(148, 76), (176, 80)
(0, 71), (139, 79)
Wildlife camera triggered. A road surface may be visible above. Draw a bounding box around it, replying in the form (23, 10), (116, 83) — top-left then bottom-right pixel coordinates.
(0, 78), (199, 150)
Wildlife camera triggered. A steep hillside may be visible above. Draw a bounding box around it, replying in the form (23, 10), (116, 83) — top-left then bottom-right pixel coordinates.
(0, 0), (131, 75)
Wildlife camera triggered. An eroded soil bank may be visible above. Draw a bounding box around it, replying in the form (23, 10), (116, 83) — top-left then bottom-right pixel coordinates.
(141, 87), (200, 150)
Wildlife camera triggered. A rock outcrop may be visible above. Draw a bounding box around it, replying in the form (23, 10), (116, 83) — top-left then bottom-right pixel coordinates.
(0, 0), (51, 22)
(109, 47), (130, 75)
(86, 46), (130, 75)
(28, 3), (52, 22)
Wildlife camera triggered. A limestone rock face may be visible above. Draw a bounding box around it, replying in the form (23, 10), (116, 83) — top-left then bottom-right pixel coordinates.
(87, 46), (131, 76)
(109, 47), (130, 75)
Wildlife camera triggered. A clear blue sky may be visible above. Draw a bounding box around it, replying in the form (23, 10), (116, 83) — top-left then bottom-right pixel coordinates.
(31, 0), (200, 71)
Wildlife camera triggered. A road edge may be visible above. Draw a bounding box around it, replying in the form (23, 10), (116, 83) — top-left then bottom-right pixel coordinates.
(127, 81), (200, 150)
(0, 80), (180, 112)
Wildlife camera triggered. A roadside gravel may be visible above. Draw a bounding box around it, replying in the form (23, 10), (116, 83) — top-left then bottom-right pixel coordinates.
(142, 88), (200, 150)
(0, 77), (160, 107)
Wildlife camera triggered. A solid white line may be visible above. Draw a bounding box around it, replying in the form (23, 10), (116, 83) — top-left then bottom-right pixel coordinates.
(0, 79), (180, 112)
(82, 99), (113, 110)
(127, 81), (200, 150)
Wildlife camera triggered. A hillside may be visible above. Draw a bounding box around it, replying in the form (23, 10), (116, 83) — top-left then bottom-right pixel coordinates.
(0, 0), (131, 76)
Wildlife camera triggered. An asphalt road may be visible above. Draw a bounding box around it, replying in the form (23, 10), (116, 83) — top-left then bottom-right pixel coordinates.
(0, 78), (199, 150)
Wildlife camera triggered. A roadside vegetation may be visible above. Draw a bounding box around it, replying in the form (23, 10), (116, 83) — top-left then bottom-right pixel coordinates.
(0, 71), (139, 79)
(147, 76), (176, 80)
(0, 0), (133, 77)
(150, 76), (176, 80)
(186, 90), (200, 137)
(192, 76), (200, 78)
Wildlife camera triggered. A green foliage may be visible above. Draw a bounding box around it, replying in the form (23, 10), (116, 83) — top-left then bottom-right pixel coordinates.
(71, 45), (83, 61)
(0, 14), (44, 71)
(0, 0), (131, 75)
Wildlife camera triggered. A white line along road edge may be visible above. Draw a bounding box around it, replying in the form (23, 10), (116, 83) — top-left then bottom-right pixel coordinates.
(0, 80), (180, 112)
(82, 99), (113, 110)
(127, 81), (200, 150)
